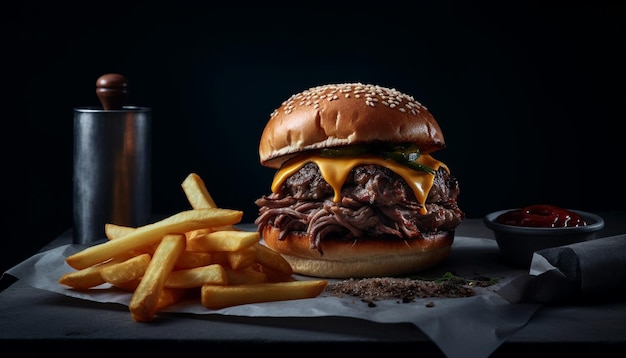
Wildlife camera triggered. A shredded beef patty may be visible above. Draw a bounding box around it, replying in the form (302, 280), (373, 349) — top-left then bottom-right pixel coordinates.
(255, 163), (465, 254)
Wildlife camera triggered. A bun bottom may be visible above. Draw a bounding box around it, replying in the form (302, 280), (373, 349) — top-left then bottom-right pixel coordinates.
(261, 226), (454, 278)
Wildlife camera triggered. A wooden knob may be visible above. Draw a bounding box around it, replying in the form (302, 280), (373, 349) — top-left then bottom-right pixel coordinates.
(96, 73), (129, 110)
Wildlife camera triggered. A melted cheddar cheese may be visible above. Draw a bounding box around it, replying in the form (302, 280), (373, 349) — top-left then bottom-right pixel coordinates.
(271, 153), (447, 215)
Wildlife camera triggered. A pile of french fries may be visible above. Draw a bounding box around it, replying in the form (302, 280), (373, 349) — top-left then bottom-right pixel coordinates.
(59, 173), (328, 322)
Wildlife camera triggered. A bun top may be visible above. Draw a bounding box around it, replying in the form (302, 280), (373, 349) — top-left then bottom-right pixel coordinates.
(259, 83), (446, 169)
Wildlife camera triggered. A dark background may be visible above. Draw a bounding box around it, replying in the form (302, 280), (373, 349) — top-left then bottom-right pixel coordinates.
(2, 1), (624, 276)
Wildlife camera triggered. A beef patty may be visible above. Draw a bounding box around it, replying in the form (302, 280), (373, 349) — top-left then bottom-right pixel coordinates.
(255, 163), (465, 254)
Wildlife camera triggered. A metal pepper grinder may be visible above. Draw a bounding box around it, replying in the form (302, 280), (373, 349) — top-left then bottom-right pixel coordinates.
(72, 73), (152, 244)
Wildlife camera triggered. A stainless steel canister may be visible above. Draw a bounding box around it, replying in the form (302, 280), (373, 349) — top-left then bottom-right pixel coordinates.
(73, 106), (151, 244)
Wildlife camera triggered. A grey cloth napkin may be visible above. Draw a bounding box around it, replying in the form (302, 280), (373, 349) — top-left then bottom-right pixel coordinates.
(498, 234), (626, 303)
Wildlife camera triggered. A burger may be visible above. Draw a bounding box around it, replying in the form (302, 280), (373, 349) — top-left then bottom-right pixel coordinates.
(254, 83), (464, 278)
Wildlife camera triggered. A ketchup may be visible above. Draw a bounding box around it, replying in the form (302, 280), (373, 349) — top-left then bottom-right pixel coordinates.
(495, 204), (587, 228)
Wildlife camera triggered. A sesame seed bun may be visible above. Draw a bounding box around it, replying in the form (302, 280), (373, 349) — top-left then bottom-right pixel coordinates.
(262, 225), (454, 278)
(259, 83), (446, 169)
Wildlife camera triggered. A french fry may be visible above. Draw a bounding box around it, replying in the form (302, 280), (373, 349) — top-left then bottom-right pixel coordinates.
(59, 251), (136, 290)
(105, 224), (159, 257)
(114, 279), (186, 309)
(165, 264), (228, 288)
(58, 265), (113, 290)
(185, 228), (212, 241)
(66, 208), (243, 270)
(223, 266), (268, 285)
(105, 223), (135, 240)
(113, 279), (141, 292)
(114, 280), (185, 309)
(181, 173), (218, 209)
(257, 264), (297, 283)
(206, 251), (229, 266)
(187, 230), (260, 252)
(156, 287), (187, 309)
(100, 253), (151, 285)
(254, 243), (293, 276)
(225, 245), (258, 270)
(201, 280), (328, 309)
(129, 234), (186, 322)
(174, 251), (214, 270)
(181, 172), (236, 231)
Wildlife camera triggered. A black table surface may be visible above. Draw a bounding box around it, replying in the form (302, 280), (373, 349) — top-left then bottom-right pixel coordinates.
(1, 212), (625, 357)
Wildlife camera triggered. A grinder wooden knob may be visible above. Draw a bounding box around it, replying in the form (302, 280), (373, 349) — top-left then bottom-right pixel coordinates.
(96, 73), (129, 110)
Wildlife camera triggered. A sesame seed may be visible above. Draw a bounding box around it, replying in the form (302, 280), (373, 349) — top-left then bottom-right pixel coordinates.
(270, 83), (425, 117)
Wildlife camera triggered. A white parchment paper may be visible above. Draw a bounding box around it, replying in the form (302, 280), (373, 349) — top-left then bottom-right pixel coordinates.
(4, 236), (540, 358)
